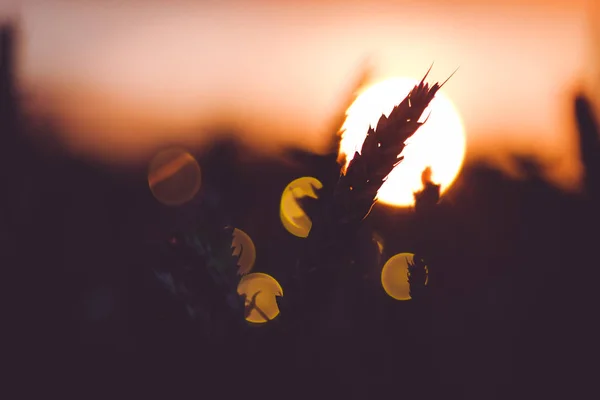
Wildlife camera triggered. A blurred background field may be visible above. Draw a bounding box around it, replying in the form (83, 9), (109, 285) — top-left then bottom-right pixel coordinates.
(1, 1), (598, 398)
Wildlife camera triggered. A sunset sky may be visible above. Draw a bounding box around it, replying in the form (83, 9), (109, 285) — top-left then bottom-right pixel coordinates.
(1, 0), (596, 189)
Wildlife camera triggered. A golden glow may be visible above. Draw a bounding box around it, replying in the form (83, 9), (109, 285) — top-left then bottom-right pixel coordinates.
(148, 148), (202, 206)
(237, 273), (283, 324)
(340, 77), (466, 207)
(381, 252), (428, 301)
(22, 3), (585, 189)
(231, 228), (256, 275)
(280, 177), (323, 238)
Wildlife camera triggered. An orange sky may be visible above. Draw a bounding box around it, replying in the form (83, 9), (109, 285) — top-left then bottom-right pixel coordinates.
(3, 0), (595, 189)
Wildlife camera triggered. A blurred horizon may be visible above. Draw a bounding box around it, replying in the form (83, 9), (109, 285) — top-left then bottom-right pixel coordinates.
(1, 0), (595, 191)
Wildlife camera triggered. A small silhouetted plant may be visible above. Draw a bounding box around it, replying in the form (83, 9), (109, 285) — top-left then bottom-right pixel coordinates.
(414, 166), (441, 216)
(407, 254), (428, 301)
(408, 166), (441, 299)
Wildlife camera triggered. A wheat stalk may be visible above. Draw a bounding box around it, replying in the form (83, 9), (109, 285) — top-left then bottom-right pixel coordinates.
(283, 67), (454, 327)
(329, 66), (453, 231)
(301, 66), (455, 267)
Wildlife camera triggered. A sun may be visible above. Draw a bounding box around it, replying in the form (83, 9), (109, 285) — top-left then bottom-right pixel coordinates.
(340, 77), (466, 207)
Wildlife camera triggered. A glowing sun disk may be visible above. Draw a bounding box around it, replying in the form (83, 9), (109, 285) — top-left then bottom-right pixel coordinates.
(340, 77), (466, 207)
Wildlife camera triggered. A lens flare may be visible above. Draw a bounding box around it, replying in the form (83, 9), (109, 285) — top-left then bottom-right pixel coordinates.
(237, 272), (283, 324)
(231, 228), (257, 275)
(148, 147), (201, 206)
(381, 252), (428, 301)
(280, 176), (323, 238)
